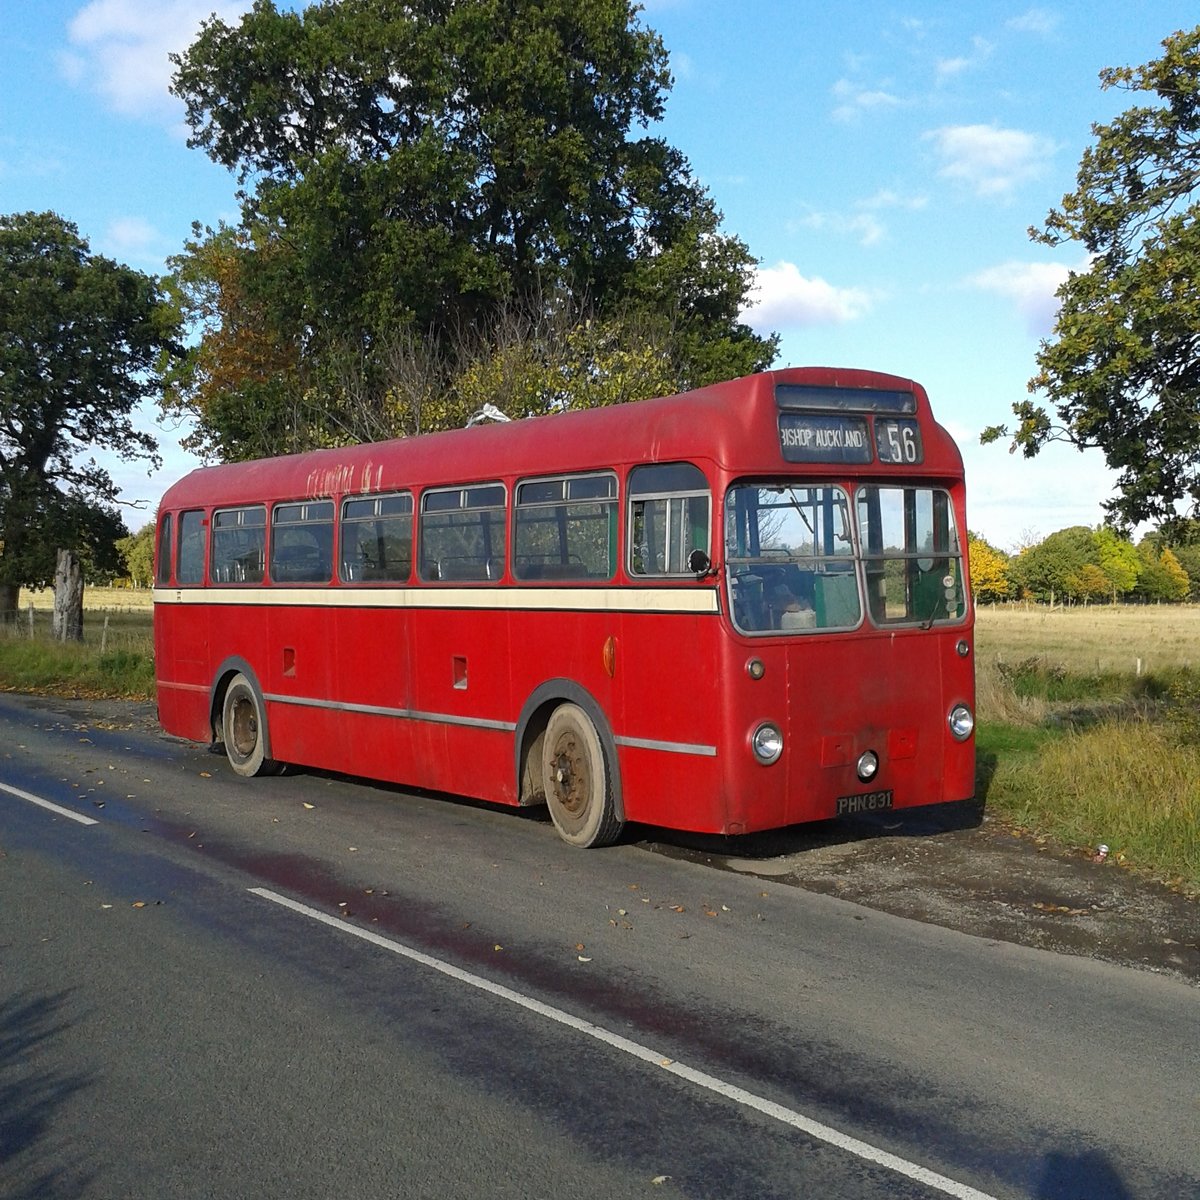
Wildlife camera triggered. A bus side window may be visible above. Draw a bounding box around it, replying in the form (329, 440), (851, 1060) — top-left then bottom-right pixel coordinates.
(156, 513), (174, 585)
(212, 505), (266, 584)
(419, 483), (506, 582)
(271, 500), (334, 583)
(177, 510), (206, 585)
(628, 462), (710, 577)
(513, 473), (617, 581)
(340, 493), (413, 583)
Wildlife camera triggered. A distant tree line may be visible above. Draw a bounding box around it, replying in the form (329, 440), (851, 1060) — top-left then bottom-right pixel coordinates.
(968, 525), (1199, 605)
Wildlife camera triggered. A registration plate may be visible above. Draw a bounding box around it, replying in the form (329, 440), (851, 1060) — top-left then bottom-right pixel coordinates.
(835, 789), (894, 816)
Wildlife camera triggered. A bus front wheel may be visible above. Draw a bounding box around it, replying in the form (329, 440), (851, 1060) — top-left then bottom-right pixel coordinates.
(221, 673), (281, 778)
(541, 703), (622, 848)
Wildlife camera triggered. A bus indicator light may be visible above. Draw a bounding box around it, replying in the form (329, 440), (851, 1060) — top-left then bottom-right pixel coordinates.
(603, 636), (616, 678)
(746, 658), (765, 680)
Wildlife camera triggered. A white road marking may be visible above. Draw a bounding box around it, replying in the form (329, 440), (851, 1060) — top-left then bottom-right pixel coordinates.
(0, 781), (99, 825)
(250, 885), (1000, 1200)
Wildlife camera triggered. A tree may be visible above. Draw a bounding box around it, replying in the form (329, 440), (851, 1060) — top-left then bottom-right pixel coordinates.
(981, 27), (1200, 527)
(1065, 562), (1112, 603)
(1093, 525), (1141, 598)
(116, 523), (157, 588)
(1010, 526), (1099, 603)
(167, 0), (776, 458)
(1136, 540), (1191, 600)
(966, 531), (1011, 603)
(0, 212), (178, 619)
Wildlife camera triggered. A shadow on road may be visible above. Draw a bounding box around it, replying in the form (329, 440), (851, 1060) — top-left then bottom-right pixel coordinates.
(1033, 1146), (1134, 1199)
(0, 989), (94, 1199)
(633, 795), (986, 862)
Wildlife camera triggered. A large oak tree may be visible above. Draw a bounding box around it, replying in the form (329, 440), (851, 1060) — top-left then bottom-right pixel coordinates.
(984, 24), (1200, 525)
(0, 212), (178, 618)
(984, 27), (1200, 530)
(167, 0), (775, 459)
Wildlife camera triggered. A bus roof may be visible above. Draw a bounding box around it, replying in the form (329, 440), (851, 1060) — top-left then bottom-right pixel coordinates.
(159, 366), (962, 510)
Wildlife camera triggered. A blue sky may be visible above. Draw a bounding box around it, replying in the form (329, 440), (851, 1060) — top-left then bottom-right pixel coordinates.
(2, 1), (1197, 549)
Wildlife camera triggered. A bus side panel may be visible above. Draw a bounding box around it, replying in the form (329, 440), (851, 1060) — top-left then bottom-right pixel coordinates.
(153, 598), (214, 743)
(331, 602), (416, 780)
(608, 605), (728, 833)
(406, 603), (517, 806)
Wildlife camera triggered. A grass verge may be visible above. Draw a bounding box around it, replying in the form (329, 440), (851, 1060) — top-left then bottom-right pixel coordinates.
(977, 662), (1200, 896)
(0, 618), (154, 699)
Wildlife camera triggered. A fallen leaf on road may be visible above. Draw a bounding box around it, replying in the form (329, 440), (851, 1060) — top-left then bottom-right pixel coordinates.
(577, 955), (592, 962)
(651, 1176), (671, 1186)
(131, 901), (145, 909)
(199, 771), (211, 778)
(303, 802), (315, 810)
(670, 905), (685, 913)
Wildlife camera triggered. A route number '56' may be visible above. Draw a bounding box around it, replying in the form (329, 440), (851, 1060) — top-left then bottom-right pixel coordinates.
(877, 419), (923, 464)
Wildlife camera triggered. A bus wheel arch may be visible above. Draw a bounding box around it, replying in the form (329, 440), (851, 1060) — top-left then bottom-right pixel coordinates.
(210, 662), (282, 778)
(516, 681), (624, 848)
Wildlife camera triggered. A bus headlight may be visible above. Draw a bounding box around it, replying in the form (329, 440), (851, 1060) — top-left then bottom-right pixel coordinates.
(949, 704), (975, 741)
(751, 722), (784, 765)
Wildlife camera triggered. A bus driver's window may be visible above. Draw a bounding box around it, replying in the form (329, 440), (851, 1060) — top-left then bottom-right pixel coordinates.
(628, 463), (710, 577)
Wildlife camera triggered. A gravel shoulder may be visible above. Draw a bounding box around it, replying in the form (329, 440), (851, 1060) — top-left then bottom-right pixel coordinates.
(647, 800), (1200, 986)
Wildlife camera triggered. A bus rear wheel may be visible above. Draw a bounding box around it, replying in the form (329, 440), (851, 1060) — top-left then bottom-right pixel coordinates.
(541, 703), (622, 848)
(221, 673), (281, 778)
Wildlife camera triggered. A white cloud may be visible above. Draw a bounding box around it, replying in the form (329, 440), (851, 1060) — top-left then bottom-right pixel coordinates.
(968, 260), (1075, 336)
(741, 262), (874, 331)
(859, 188), (928, 213)
(795, 211), (885, 248)
(1007, 8), (1060, 36)
(62, 1), (248, 122)
(100, 216), (168, 265)
(831, 78), (903, 123)
(924, 124), (1056, 198)
(936, 37), (994, 82)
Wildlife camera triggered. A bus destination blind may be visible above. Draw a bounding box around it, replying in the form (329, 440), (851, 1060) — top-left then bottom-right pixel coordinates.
(778, 413), (873, 464)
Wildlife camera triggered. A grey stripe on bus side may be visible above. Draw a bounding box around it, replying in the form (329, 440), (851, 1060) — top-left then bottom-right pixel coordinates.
(614, 735), (718, 757)
(260, 692), (718, 757)
(262, 692), (517, 733)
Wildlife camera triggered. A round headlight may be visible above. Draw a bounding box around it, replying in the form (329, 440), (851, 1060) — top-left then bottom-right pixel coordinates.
(949, 704), (975, 741)
(856, 750), (879, 782)
(751, 722), (783, 765)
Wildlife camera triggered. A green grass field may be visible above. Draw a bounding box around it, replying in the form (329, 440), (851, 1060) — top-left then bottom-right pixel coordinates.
(975, 604), (1199, 895)
(1, 591), (1196, 892)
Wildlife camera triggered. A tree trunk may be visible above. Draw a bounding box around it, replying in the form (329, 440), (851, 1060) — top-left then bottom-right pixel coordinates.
(52, 550), (84, 642)
(0, 582), (18, 623)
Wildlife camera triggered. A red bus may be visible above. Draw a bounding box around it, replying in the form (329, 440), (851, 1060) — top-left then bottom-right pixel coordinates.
(153, 366), (975, 847)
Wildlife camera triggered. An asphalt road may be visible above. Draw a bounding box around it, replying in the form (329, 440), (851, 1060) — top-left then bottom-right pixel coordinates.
(1, 692), (1197, 1200)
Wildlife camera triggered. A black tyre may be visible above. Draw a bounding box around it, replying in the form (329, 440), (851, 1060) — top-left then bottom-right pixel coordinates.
(541, 703), (622, 848)
(221, 673), (281, 778)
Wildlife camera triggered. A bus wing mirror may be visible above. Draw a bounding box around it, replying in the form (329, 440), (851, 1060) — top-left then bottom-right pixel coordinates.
(688, 549), (713, 577)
